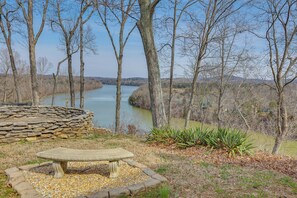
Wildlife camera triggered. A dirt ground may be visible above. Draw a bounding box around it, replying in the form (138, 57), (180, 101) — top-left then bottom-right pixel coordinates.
(1, 130), (297, 198)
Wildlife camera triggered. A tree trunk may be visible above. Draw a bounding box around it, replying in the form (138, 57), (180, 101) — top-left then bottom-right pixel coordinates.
(168, 1), (177, 126)
(28, 39), (39, 106)
(272, 135), (283, 154)
(272, 92), (287, 154)
(184, 58), (201, 128)
(217, 90), (223, 128)
(51, 73), (57, 106)
(79, 18), (85, 109)
(2, 70), (8, 103)
(27, 0), (39, 106)
(6, 38), (22, 103)
(115, 57), (122, 133)
(66, 44), (75, 107)
(137, 0), (167, 128)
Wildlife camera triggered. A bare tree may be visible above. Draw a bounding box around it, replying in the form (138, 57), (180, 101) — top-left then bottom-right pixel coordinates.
(37, 57), (52, 75)
(158, 0), (198, 126)
(50, 0), (93, 107)
(17, 0), (49, 106)
(137, 0), (167, 128)
(96, 0), (137, 132)
(213, 18), (249, 128)
(261, 0), (297, 154)
(79, 1), (96, 109)
(183, 0), (247, 128)
(0, 1), (22, 102)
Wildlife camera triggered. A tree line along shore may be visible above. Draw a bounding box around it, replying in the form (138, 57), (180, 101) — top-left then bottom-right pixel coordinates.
(0, 75), (102, 104)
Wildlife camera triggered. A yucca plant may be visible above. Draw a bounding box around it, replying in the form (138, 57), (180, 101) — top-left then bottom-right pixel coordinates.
(147, 127), (253, 156)
(195, 128), (211, 146)
(173, 129), (198, 148)
(217, 128), (253, 156)
(147, 127), (172, 143)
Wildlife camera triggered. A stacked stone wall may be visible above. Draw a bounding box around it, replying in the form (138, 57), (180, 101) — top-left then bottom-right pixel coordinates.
(0, 106), (93, 143)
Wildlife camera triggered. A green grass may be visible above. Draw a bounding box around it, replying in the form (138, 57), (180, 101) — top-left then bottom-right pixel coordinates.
(136, 185), (171, 198)
(155, 165), (169, 174)
(0, 173), (17, 198)
(0, 152), (6, 158)
(199, 161), (212, 168)
(25, 158), (48, 165)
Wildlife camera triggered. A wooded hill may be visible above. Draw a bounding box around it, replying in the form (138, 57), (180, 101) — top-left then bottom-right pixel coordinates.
(0, 75), (102, 103)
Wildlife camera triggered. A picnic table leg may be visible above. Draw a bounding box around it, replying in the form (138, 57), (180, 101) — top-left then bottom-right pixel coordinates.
(109, 161), (119, 178)
(53, 161), (65, 178)
(61, 161), (67, 172)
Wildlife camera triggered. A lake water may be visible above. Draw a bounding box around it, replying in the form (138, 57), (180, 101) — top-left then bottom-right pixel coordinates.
(42, 85), (297, 157)
(42, 85), (153, 130)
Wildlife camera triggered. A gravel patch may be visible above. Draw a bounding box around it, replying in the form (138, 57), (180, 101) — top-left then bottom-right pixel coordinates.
(23, 161), (149, 198)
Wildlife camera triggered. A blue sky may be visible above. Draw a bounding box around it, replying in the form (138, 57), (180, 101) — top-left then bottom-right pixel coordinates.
(5, 1), (266, 79)
(15, 19), (150, 78)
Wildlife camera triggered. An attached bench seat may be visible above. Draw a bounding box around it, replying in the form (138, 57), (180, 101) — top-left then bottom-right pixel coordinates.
(36, 147), (134, 178)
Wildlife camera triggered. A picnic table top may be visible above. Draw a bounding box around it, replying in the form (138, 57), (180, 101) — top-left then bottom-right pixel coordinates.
(36, 147), (134, 162)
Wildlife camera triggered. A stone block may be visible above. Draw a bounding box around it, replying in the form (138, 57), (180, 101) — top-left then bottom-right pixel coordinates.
(0, 123), (12, 127)
(0, 127), (12, 131)
(88, 190), (109, 198)
(142, 168), (157, 176)
(19, 164), (39, 171)
(59, 134), (68, 139)
(123, 159), (147, 168)
(13, 122), (28, 127)
(109, 187), (130, 197)
(21, 189), (41, 198)
(26, 137), (37, 142)
(143, 178), (161, 189)
(9, 175), (26, 186)
(0, 131), (8, 135)
(14, 182), (33, 193)
(152, 174), (168, 182)
(5, 167), (19, 176)
(7, 171), (23, 180)
(127, 183), (146, 194)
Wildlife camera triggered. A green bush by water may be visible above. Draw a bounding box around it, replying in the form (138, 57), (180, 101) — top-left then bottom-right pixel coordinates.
(147, 127), (253, 156)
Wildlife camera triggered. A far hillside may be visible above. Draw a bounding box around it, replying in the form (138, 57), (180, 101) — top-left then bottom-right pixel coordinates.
(0, 75), (102, 103)
(91, 75), (283, 87)
(129, 81), (297, 139)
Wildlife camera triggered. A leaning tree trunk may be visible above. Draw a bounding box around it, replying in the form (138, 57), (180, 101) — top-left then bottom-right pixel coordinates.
(66, 44), (75, 107)
(272, 92), (288, 154)
(52, 57), (67, 106)
(184, 58), (201, 128)
(137, 0), (167, 128)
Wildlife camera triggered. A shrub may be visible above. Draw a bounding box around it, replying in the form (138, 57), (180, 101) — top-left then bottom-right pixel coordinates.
(147, 127), (253, 156)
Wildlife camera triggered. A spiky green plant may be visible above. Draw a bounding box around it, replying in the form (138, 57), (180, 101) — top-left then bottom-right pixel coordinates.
(147, 127), (253, 156)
